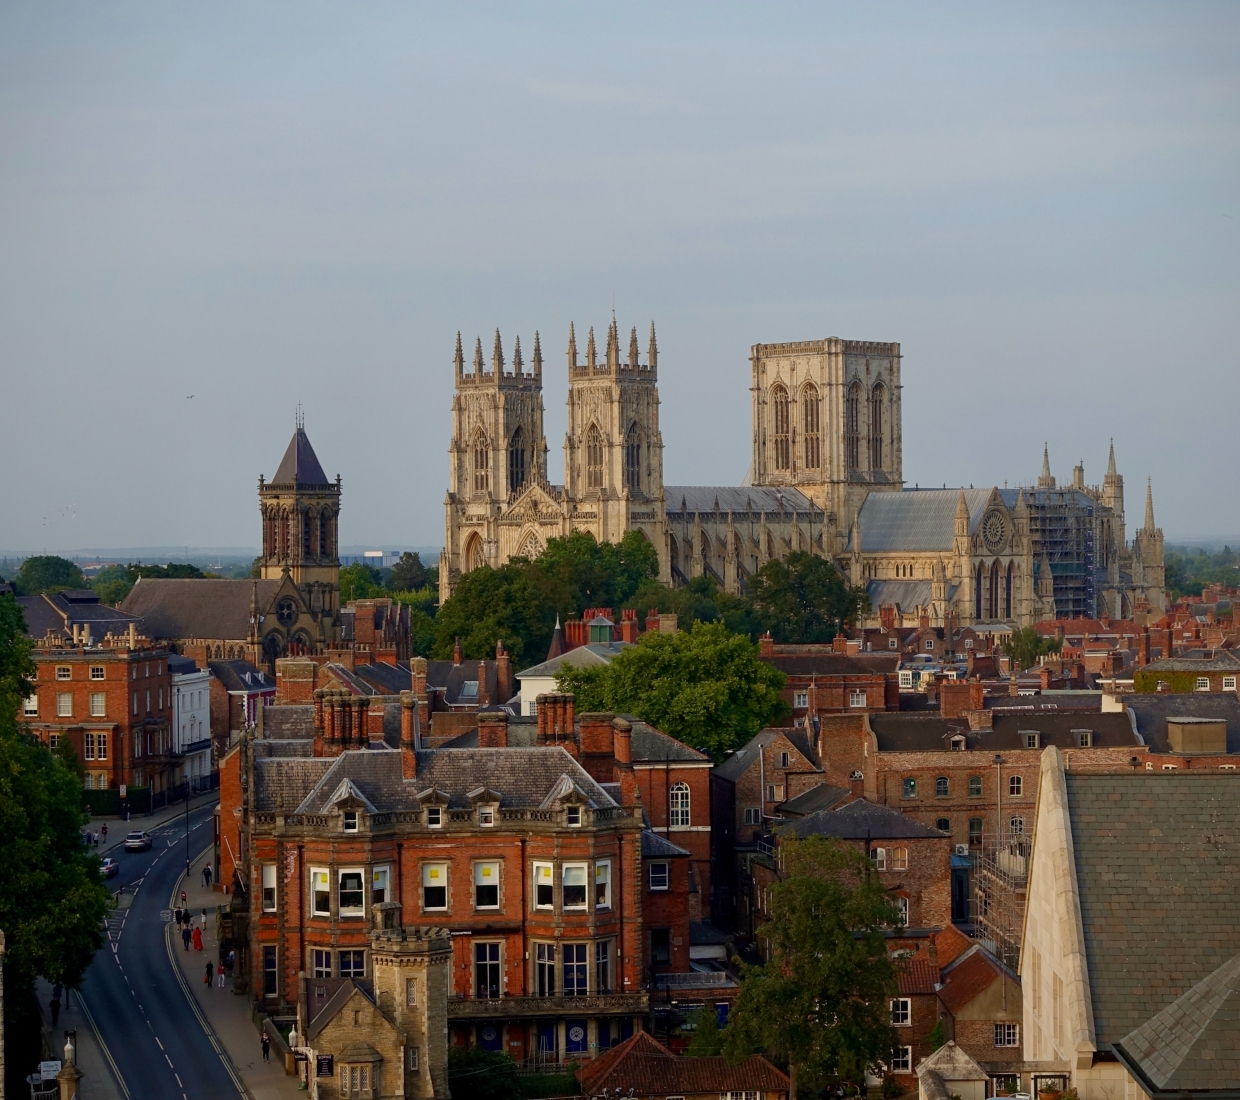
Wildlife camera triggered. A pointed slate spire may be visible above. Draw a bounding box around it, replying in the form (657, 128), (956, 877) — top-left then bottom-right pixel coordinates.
(629, 326), (640, 368)
(1106, 438), (1117, 479)
(473, 337), (485, 375)
(1144, 478), (1156, 533)
(567, 322), (577, 371)
(454, 332), (464, 377)
(606, 315), (620, 371)
(546, 614), (565, 661)
(586, 326), (597, 370)
(1038, 443), (1055, 489)
(492, 329), (504, 375)
(512, 336), (524, 375)
(648, 321), (658, 370)
(532, 331), (543, 377)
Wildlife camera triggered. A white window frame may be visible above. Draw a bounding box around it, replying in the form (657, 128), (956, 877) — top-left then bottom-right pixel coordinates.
(743, 807), (761, 825)
(97, 732), (108, 760)
(424, 805), (443, 829)
(1196, 677), (1211, 691)
(562, 863), (588, 910)
(779, 751), (790, 768)
(84, 733), (96, 761)
(478, 804), (496, 827)
(1024, 732), (1040, 749)
(311, 868), (331, 917)
(405, 977), (417, 1007)
(889, 637), (898, 650)
(473, 861), (500, 910)
(899, 670), (914, 689)
(594, 861), (612, 909)
(849, 689), (867, 708)
(669, 782), (690, 827)
(565, 804), (581, 827)
(871, 847), (887, 871)
(90, 665), (105, 680)
(56, 666), (71, 681)
(1009, 775), (1023, 797)
(895, 896), (909, 926)
(891, 997), (911, 1026)
(533, 862), (554, 910)
(371, 865), (390, 905)
(890, 1046), (912, 1072)
(924, 639), (934, 651)
(57, 693), (73, 718)
(1224, 676), (1237, 690)
(421, 863), (448, 912)
(338, 867), (366, 917)
(342, 810), (358, 832)
(22, 695), (38, 716)
(994, 1022), (1020, 1047)
(648, 861), (669, 891)
(262, 864), (277, 911)
(311, 948), (332, 978)
(793, 691), (808, 708)
(90, 692), (106, 717)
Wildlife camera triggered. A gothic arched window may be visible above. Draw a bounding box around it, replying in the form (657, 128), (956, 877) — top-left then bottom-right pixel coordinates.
(319, 510), (330, 559)
(624, 422), (641, 493)
(802, 384), (820, 470)
(302, 512), (312, 558)
(465, 534), (485, 572)
(1005, 561), (1014, 619)
(870, 383), (885, 470)
(669, 782), (690, 827)
(772, 385), (791, 471)
(989, 560), (1001, 620)
(586, 425), (604, 489)
(975, 563), (984, 620)
(846, 382), (862, 470)
(508, 426), (526, 496)
(473, 429), (490, 494)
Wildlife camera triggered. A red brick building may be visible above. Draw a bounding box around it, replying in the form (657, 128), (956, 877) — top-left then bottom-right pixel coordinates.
(22, 635), (175, 794)
(757, 636), (901, 717)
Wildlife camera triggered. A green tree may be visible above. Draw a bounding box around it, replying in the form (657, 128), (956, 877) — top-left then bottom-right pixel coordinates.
(557, 620), (788, 758)
(433, 564), (555, 668)
(339, 562), (384, 603)
(249, 555), (263, 579)
(531, 529), (660, 618)
(15, 555), (85, 595)
(387, 552), (428, 592)
(53, 738), (85, 783)
(926, 1017), (945, 1053)
(723, 835), (898, 1096)
(446, 1047), (521, 1100)
(745, 552), (867, 644)
(686, 1004), (726, 1056)
(626, 575), (761, 638)
(89, 564), (131, 606)
(1002, 626), (1061, 672)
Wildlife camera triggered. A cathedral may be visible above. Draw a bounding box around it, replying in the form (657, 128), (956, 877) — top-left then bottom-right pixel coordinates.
(440, 324), (1165, 627)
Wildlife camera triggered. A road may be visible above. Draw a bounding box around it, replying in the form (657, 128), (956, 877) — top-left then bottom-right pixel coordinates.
(78, 804), (249, 1100)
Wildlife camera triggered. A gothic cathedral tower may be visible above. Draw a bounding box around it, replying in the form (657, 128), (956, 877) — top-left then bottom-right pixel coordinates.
(749, 338), (903, 548)
(440, 330), (549, 599)
(563, 317), (667, 571)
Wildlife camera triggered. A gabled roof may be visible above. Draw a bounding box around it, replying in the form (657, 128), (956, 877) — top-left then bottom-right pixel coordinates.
(306, 981), (392, 1041)
(897, 957), (939, 995)
(1112, 952), (1240, 1094)
(1142, 651), (1240, 673)
(936, 946), (1002, 1014)
(665, 485), (820, 517)
(272, 427), (330, 486)
(641, 830), (691, 858)
(208, 659), (273, 693)
(785, 798), (947, 840)
(915, 1040), (987, 1082)
(778, 783), (850, 817)
(578, 1030), (789, 1095)
(123, 578), (280, 642)
(627, 719), (712, 763)
(930, 923), (975, 967)
(516, 642), (629, 679)
(18, 591), (142, 640)
(323, 778), (377, 814)
(869, 712), (1136, 752)
(714, 728), (817, 782)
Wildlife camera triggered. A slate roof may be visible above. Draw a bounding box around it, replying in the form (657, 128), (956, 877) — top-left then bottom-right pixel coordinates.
(578, 1031), (789, 1095)
(1064, 772), (1240, 1050)
(664, 485), (820, 518)
(209, 659), (273, 694)
(865, 579), (959, 615)
(778, 783), (851, 817)
(785, 799), (947, 840)
(122, 578), (280, 641)
(628, 720), (712, 763)
(425, 659), (500, 705)
(641, 830), (691, 858)
(167, 654), (200, 676)
(759, 652), (900, 677)
(1112, 952), (1240, 1093)
(1127, 693), (1240, 754)
(272, 427), (331, 486)
(1142, 651), (1240, 673)
(516, 642), (629, 680)
(352, 662), (412, 696)
(868, 712), (1136, 753)
(18, 591), (143, 640)
(714, 728), (819, 782)
(254, 757), (334, 810)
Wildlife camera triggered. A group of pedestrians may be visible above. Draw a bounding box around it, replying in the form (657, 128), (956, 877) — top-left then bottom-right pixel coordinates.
(175, 901), (234, 988)
(82, 823), (107, 847)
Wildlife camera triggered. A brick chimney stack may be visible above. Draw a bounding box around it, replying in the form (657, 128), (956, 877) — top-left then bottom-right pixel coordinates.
(399, 691), (418, 779)
(967, 708), (993, 731)
(453, 637), (462, 665)
(477, 709), (509, 749)
(612, 718), (638, 804)
(847, 771), (864, 802)
(645, 609), (661, 635)
(1138, 627), (1150, 667)
(494, 640), (511, 705)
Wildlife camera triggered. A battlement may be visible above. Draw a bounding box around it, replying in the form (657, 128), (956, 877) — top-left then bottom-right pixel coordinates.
(751, 337), (901, 358)
(455, 330), (544, 388)
(567, 318), (659, 380)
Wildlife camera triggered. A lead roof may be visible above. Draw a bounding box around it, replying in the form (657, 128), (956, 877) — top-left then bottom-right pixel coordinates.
(1127, 693), (1240, 754)
(272, 427), (330, 486)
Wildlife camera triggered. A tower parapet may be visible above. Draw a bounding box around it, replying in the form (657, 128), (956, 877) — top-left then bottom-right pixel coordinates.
(567, 317), (658, 380)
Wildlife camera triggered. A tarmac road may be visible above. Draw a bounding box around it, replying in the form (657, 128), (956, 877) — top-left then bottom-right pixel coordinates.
(78, 804), (249, 1100)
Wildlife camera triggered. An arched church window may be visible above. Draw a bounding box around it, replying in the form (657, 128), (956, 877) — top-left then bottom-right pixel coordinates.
(586, 425), (604, 489)
(772, 386), (791, 471)
(803, 384), (820, 470)
(624, 423), (641, 493)
(846, 382), (862, 470)
(1005, 562), (1013, 619)
(319, 511), (330, 559)
(508, 426), (526, 496)
(870, 383), (885, 470)
(989, 560), (1001, 620)
(975, 563), (984, 620)
(465, 534), (485, 572)
(302, 512), (312, 558)
(473, 429), (490, 493)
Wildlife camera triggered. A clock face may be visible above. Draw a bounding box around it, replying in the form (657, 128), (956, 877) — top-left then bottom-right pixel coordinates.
(982, 508), (1008, 553)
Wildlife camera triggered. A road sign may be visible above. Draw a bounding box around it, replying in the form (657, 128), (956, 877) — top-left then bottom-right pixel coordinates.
(316, 1054), (334, 1077)
(119, 784), (127, 797)
(39, 1061), (62, 1080)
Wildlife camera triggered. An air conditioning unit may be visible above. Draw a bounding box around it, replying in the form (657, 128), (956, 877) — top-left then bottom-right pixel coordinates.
(955, 844), (970, 856)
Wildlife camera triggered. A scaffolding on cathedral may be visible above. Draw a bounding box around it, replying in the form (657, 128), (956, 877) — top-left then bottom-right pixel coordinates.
(1026, 489), (1097, 620)
(972, 824), (1029, 971)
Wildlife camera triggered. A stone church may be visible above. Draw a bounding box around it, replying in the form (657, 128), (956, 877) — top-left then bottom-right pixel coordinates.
(440, 325), (1164, 627)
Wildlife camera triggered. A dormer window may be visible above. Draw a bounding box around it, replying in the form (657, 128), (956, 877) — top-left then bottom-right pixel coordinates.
(950, 735), (967, 751)
(426, 806), (442, 829)
(343, 810), (358, 832)
(566, 805), (581, 827)
(478, 806), (495, 828)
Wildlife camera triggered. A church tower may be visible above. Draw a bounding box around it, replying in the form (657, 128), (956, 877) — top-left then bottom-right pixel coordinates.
(1133, 479), (1166, 613)
(1101, 439), (1125, 548)
(258, 417), (341, 616)
(563, 317), (666, 560)
(441, 330), (549, 599)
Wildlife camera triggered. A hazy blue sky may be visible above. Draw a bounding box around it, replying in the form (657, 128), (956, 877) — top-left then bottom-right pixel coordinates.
(2, 3), (1237, 554)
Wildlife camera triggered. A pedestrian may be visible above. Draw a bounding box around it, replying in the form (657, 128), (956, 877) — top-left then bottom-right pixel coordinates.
(174, 908), (183, 928)
(50, 994), (60, 1026)
(182, 924), (192, 951)
(124, 808), (130, 822)
(181, 890), (187, 907)
(216, 962), (225, 988)
(94, 831), (99, 848)
(261, 1031), (270, 1063)
(204, 864), (212, 887)
(192, 926), (203, 951)
(204, 960), (213, 985)
(101, 823), (107, 842)
(226, 949), (235, 974)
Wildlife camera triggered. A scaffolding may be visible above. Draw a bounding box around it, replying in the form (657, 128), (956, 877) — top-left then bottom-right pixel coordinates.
(972, 826), (1029, 971)
(1026, 489), (1097, 619)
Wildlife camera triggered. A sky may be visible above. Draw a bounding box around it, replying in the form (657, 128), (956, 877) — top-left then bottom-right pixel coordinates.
(1, 2), (1237, 554)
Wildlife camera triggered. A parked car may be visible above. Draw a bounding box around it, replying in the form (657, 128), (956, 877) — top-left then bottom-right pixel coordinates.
(124, 831), (152, 852)
(100, 857), (119, 879)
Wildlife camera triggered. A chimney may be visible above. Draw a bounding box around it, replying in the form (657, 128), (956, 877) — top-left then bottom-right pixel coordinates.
(128, 622), (136, 649)
(645, 609), (660, 635)
(1039, 666), (1053, 691)
(399, 691), (418, 779)
(477, 710), (509, 749)
(758, 632), (775, 656)
(71, 623), (80, 646)
(613, 718), (632, 765)
(536, 694), (548, 740)
(658, 613), (678, 635)
(313, 688), (325, 731)
(453, 637), (462, 665)
(848, 772), (865, 802)
(564, 693), (575, 737)
(323, 691), (337, 745)
(927, 933), (938, 966)
(410, 656), (429, 708)
(967, 708), (992, 731)
(494, 640), (512, 704)
(1137, 627), (1150, 667)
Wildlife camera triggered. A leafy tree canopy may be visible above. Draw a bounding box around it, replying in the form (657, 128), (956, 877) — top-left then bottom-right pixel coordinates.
(446, 1047), (521, 1100)
(527, 529), (659, 617)
(1002, 626), (1062, 672)
(723, 835), (898, 1095)
(745, 551), (867, 644)
(388, 551), (429, 593)
(686, 1004), (726, 1056)
(557, 620), (788, 758)
(339, 562), (385, 603)
(15, 555), (85, 595)
(0, 596), (112, 998)
(626, 575), (760, 637)
(432, 564), (555, 668)
(1165, 546), (1240, 599)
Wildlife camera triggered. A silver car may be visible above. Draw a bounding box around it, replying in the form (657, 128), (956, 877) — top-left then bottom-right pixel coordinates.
(124, 831), (152, 852)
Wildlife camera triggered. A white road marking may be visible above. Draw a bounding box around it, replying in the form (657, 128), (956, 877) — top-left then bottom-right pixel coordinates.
(155, 1036), (163, 1050)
